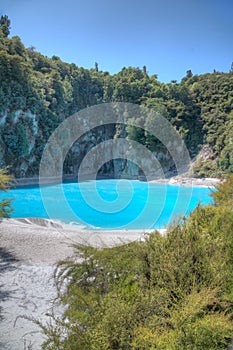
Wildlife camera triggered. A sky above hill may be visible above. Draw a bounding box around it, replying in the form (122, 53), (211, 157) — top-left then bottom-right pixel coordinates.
(1, 0), (233, 82)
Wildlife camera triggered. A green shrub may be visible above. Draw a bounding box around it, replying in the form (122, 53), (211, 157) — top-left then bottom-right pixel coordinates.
(0, 167), (14, 219)
(41, 200), (233, 348)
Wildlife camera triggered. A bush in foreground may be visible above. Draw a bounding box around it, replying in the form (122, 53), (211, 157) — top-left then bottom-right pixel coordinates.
(0, 167), (14, 219)
(41, 176), (233, 349)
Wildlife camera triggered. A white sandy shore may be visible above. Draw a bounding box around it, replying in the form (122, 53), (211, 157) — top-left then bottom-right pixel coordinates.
(0, 218), (157, 350)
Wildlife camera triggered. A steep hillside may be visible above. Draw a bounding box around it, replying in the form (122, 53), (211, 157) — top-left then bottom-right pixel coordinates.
(0, 18), (232, 179)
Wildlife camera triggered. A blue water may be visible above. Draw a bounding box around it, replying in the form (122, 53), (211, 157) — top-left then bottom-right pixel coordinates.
(1, 180), (214, 229)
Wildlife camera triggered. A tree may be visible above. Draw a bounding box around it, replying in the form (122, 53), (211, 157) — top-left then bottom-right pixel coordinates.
(95, 62), (99, 72)
(8, 36), (26, 56)
(230, 62), (233, 73)
(0, 15), (11, 37)
(0, 168), (14, 219)
(186, 69), (193, 78)
(181, 69), (193, 83)
(27, 45), (36, 52)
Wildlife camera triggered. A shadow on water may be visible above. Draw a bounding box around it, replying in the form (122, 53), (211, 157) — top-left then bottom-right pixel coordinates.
(0, 246), (19, 348)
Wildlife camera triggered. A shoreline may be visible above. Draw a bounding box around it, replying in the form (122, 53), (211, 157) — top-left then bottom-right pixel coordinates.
(148, 176), (221, 188)
(14, 175), (222, 188)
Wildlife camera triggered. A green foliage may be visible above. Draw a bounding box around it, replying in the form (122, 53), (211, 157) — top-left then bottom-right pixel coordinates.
(39, 177), (233, 349)
(192, 158), (220, 178)
(0, 167), (14, 219)
(0, 18), (233, 177)
(8, 36), (26, 57)
(0, 15), (11, 38)
(211, 174), (233, 208)
(2, 118), (29, 159)
(111, 67), (150, 103)
(1, 17), (233, 349)
(190, 73), (233, 174)
(133, 289), (233, 350)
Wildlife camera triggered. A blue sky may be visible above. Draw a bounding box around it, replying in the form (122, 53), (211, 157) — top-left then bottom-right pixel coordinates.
(1, 0), (233, 82)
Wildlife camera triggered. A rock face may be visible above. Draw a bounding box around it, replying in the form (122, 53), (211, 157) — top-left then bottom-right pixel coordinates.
(70, 124), (117, 178)
(0, 109), (179, 180)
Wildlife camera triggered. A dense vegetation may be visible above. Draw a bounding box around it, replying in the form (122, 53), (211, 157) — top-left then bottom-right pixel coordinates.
(36, 175), (233, 349)
(1, 14), (233, 350)
(0, 167), (13, 219)
(0, 16), (232, 177)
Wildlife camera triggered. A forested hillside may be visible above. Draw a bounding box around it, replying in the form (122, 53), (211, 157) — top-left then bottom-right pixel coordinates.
(0, 16), (232, 178)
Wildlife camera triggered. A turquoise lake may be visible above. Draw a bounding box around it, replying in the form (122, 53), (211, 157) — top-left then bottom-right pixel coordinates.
(1, 180), (214, 230)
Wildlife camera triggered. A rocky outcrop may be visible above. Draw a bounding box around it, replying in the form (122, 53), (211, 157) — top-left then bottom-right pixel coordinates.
(0, 108), (181, 180)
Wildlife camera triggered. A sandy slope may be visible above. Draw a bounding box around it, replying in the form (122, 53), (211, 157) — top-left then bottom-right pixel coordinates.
(0, 218), (152, 350)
